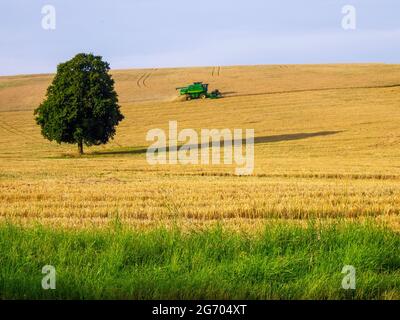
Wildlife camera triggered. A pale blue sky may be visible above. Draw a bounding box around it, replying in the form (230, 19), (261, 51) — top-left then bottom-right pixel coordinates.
(1, 0), (399, 75)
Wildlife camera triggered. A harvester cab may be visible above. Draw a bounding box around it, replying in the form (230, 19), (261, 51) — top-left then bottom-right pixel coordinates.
(176, 82), (222, 101)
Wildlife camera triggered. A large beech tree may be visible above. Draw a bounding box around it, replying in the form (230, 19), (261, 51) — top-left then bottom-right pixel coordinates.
(34, 53), (124, 154)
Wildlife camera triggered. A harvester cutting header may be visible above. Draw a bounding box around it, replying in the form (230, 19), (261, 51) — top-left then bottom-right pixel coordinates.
(176, 82), (222, 101)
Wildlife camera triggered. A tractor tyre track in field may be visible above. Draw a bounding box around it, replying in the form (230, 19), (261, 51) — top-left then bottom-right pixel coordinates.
(0, 121), (27, 138)
(0, 119), (123, 148)
(226, 83), (400, 99)
(136, 73), (146, 88)
(137, 69), (157, 88)
(142, 74), (151, 88)
(211, 66), (221, 77)
(0, 120), (36, 142)
(143, 69), (156, 88)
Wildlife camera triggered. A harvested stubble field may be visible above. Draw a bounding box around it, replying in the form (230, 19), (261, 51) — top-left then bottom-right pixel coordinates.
(0, 64), (399, 299)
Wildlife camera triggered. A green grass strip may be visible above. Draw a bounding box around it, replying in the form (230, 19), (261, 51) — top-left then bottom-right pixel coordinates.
(0, 221), (399, 299)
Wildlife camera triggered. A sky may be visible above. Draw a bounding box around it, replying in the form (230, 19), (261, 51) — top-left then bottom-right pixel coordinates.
(1, 0), (399, 75)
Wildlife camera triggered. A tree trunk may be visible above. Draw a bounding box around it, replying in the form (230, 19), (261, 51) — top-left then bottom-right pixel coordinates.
(78, 140), (83, 155)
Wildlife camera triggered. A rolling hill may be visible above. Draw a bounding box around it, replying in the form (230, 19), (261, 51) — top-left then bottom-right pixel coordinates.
(0, 64), (399, 230)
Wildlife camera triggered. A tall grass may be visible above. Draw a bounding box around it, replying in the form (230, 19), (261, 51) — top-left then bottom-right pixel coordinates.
(0, 221), (398, 299)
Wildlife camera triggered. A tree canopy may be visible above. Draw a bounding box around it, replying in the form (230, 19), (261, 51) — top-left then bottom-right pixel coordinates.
(34, 53), (124, 154)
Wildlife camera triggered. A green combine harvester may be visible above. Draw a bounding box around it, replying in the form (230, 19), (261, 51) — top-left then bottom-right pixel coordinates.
(176, 82), (222, 101)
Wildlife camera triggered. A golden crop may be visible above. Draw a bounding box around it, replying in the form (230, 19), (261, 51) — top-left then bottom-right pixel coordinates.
(0, 64), (399, 230)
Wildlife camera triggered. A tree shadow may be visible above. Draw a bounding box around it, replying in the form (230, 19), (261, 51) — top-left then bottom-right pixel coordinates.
(253, 131), (341, 144)
(91, 130), (342, 156)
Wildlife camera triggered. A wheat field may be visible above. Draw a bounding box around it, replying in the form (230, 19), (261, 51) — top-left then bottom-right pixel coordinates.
(1, 64), (400, 230)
